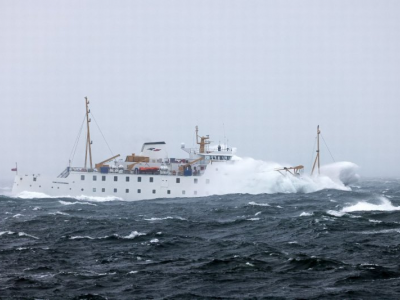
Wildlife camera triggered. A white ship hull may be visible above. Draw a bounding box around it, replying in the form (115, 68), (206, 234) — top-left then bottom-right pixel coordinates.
(12, 169), (218, 201)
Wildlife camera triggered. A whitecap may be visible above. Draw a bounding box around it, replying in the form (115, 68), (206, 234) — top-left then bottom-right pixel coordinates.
(144, 216), (186, 221)
(18, 232), (39, 239)
(341, 197), (400, 213)
(300, 212), (313, 217)
(150, 238), (159, 243)
(246, 217), (260, 221)
(59, 200), (97, 206)
(49, 211), (70, 216)
(123, 231), (146, 239)
(0, 231), (14, 236)
(369, 219), (382, 223)
(70, 236), (95, 240)
(326, 210), (346, 217)
(13, 214), (23, 218)
(249, 201), (270, 207)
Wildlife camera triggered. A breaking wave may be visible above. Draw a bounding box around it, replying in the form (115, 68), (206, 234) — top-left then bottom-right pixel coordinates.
(206, 158), (359, 195)
(341, 196), (400, 213)
(14, 191), (122, 202)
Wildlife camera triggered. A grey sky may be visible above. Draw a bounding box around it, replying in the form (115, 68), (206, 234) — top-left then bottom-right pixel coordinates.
(1, 0), (399, 184)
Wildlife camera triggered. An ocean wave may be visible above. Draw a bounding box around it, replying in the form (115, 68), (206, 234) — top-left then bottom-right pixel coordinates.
(59, 200), (97, 206)
(69, 231), (146, 240)
(14, 191), (121, 202)
(341, 197), (400, 212)
(0, 231), (39, 239)
(144, 216), (187, 221)
(248, 201), (270, 207)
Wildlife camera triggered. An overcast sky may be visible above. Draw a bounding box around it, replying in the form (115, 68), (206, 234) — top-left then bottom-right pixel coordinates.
(1, 0), (399, 184)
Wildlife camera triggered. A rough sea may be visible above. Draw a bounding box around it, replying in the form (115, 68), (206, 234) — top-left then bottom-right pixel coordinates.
(2, 177), (400, 299)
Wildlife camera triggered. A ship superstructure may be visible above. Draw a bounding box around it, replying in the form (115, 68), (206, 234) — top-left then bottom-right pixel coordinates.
(12, 98), (235, 200)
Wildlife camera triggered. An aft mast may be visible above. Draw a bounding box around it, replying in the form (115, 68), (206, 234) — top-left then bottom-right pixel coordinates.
(311, 125), (321, 176)
(84, 97), (93, 169)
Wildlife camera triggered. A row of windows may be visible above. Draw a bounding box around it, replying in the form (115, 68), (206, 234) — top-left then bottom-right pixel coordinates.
(88, 188), (197, 195)
(81, 175), (207, 184)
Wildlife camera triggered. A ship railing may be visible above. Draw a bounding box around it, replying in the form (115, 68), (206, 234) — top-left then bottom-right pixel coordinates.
(68, 167), (206, 177)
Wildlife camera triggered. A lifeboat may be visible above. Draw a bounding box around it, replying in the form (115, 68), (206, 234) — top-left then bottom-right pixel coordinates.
(139, 167), (160, 174)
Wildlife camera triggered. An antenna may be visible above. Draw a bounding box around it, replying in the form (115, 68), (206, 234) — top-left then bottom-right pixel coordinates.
(311, 125), (321, 176)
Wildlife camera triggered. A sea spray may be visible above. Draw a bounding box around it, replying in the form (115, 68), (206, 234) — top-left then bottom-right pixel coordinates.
(206, 158), (359, 195)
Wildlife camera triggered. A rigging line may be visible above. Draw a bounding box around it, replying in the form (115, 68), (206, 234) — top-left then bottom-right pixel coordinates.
(309, 137), (317, 171)
(69, 114), (86, 163)
(90, 112), (114, 157)
(321, 134), (336, 162)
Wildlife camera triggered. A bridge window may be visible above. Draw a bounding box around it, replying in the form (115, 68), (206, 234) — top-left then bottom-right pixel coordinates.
(114, 176), (118, 182)
(176, 178), (180, 183)
(81, 175), (85, 180)
(93, 175), (97, 181)
(102, 176), (106, 181)
(126, 177), (129, 182)
(137, 177), (141, 182)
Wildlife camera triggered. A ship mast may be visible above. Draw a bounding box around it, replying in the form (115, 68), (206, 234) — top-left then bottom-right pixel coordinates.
(311, 125), (321, 176)
(84, 97), (93, 169)
(196, 126), (210, 154)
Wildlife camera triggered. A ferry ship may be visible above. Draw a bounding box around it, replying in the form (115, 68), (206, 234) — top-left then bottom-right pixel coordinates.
(11, 98), (235, 200)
